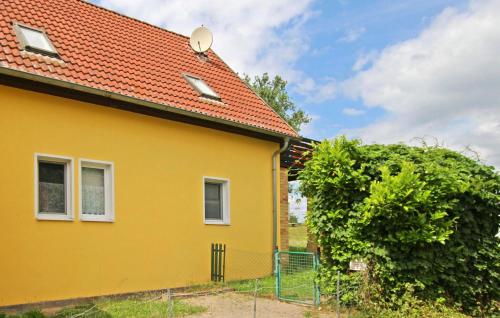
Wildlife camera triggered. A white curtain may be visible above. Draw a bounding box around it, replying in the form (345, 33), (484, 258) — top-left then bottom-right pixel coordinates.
(82, 167), (105, 215)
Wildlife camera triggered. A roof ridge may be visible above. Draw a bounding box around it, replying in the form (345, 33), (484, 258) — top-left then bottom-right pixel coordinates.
(77, 0), (191, 41)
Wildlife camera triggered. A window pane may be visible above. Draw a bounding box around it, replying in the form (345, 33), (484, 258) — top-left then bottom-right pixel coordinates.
(205, 182), (222, 220)
(82, 167), (105, 215)
(187, 76), (219, 98)
(194, 79), (216, 96)
(205, 183), (220, 200)
(19, 27), (54, 52)
(38, 162), (66, 213)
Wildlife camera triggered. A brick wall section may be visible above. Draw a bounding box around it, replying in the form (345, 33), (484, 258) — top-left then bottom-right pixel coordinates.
(279, 167), (289, 251)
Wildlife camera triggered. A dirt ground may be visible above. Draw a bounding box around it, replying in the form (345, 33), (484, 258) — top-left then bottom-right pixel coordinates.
(184, 292), (334, 318)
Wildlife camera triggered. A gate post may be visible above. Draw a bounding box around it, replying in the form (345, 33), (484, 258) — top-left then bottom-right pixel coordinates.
(274, 251), (280, 298)
(314, 253), (320, 306)
(279, 167), (289, 251)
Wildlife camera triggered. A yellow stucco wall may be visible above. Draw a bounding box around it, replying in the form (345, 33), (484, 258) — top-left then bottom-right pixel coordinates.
(0, 84), (281, 306)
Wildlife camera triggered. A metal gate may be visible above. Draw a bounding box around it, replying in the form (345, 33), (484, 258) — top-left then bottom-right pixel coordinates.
(275, 251), (320, 306)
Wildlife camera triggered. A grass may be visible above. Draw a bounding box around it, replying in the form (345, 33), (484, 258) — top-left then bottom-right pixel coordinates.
(279, 269), (316, 302)
(227, 271), (315, 302)
(0, 311), (46, 318)
(289, 224), (308, 249)
(227, 257), (316, 303)
(1, 298), (206, 318)
(227, 276), (276, 297)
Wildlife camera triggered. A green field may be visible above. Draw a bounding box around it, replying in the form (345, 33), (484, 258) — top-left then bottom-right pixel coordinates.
(289, 224), (308, 249)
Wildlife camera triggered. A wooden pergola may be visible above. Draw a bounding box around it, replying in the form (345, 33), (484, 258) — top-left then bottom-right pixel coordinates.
(279, 136), (319, 253)
(280, 137), (318, 181)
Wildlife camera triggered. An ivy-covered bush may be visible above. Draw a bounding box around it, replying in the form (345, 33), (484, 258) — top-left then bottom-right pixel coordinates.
(299, 136), (500, 316)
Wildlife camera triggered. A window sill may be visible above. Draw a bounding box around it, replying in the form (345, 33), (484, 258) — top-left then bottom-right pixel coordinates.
(204, 220), (230, 226)
(36, 213), (74, 221)
(80, 215), (115, 223)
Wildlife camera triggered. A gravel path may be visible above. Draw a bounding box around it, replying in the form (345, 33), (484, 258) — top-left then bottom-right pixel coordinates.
(184, 292), (333, 318)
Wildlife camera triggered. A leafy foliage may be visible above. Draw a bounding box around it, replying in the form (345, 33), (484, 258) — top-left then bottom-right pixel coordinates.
(299, 136), (500, 316)
(352, 284), (471, 318)
(243, 73), (310, 132)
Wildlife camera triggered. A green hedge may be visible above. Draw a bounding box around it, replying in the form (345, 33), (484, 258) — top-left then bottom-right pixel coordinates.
(299, 136), (500, 316)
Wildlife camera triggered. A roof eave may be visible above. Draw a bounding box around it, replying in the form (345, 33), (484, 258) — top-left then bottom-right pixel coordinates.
(0, 66), (298, 140)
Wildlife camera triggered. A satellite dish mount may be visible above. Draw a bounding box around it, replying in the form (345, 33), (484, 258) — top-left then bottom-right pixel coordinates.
(189, 25), (213, 57)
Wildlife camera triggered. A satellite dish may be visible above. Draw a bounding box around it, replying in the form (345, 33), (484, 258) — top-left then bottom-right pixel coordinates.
(189, 26), (213, 53)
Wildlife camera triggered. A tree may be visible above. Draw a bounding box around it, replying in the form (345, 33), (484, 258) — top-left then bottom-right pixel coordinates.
(243, 73), (310, 132)
(299, 136), (500, 316)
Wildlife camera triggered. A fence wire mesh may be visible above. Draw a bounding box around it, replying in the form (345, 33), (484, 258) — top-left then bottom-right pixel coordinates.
(275, 251), (320, 306)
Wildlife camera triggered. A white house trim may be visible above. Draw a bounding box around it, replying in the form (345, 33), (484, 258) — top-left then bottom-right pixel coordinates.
(79, 158), (115, 223)
(203, 176), (230, 225)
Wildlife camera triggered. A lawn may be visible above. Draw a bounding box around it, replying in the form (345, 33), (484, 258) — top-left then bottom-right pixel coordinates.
(289, 224), (308, 249)
(0, 298), (206, 318)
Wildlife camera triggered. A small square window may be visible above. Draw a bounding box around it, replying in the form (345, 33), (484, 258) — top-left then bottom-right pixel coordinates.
(203, 177), (230, 225)
(185, 75), (221, 101)
(35, 154), (73, 221)
(79, 159), (114, 222)
(13, 23), (58, 57)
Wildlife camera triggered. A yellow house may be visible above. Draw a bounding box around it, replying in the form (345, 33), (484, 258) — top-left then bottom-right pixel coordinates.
(0, 0), (298, 307)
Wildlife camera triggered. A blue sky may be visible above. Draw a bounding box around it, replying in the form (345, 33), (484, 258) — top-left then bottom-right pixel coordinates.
(94, 0), (499, 167)
(291, 0), (468, 139)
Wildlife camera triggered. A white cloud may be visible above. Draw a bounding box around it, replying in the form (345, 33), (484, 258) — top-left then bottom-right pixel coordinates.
(315, 80), (338, 103)
(294, 77), (337, 103)
(94, 0), (314, 78)
(298, 113), (321, 137)
(295, 77), (316, 95)
(342, 0), (500, 168)
(352, 50), (379, 71)
(338, 27), (366, 43)
(342, 108), (366, 116)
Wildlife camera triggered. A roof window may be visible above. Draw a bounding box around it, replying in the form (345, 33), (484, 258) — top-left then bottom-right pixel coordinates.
(185, 75), (221, 101)
(13, 23), (58, 57)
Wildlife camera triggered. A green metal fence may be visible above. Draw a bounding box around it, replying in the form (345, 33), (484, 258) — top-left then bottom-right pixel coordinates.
(275, 250), (320, 306)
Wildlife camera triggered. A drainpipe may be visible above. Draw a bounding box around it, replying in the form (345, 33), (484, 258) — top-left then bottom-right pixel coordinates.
(272, 137), (290, 254)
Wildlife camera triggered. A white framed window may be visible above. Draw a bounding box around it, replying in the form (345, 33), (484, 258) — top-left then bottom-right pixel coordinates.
(203, 177), (230, 225)
(184, 74), (221, 101)
(79, 159), (115, 222)
(13, 22), (58, 57)
(34, 153), (74, 221)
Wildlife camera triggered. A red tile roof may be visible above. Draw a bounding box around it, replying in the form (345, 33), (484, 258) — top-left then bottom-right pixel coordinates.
(0, 0), (298, 137)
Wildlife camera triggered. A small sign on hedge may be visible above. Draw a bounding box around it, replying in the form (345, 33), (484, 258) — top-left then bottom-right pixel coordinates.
(349, 260), (367, 272)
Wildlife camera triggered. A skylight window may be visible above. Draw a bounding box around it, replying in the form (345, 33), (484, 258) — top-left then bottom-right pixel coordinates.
(13, 23), (58, 57)
(185, 75), (221, 101)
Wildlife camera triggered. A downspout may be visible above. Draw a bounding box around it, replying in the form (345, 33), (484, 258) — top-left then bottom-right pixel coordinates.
(272, 137), (290, 253)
